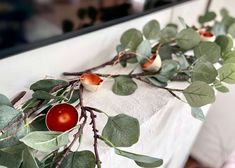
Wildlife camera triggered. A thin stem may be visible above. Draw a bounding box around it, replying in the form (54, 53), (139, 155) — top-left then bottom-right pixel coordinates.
(11, 91), (27, 106)
(95, 71), (159, 78)
(86, 108), (101, 166)
(135, 77), (184, 92)
(55, 85), (87, 168)
(63, 53), (136, 76)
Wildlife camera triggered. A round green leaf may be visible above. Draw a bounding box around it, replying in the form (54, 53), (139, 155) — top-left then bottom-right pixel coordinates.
(192, 61), (218, 83)
(30, 79), (68, 92)
(0, 94), (11, 106)
(212, 21), (226, 36)
(22, 148), (39, 168)
(214, 79), (229, 93)
(194, 41), (221, 63)
(143, 20), (160, 40)
(215, 35), (233, 53)
(102, 114), (140, 147)
(220, 8), (229, 18)
(183, 81), (215, 107)
(191, 107), (205, 121)
(0, 150), (22, 168)
(159, 45), (173, 60)
(198, 11), (216, 24)
(228, 22), (235, 37)
(222, 50), (235, 61)
(20, 131), (69, 153)
(120, 28), (143, 51)
(176, 28), (200, 50)
(115, 149), (163, 167)
(155, 60), (180, 83)
(218, 63), (235, 84)
(136, 40), (152, 59)
(112, 76), (138, 96)
(159, 27), (177, 44)
(61, 151), (96, 168)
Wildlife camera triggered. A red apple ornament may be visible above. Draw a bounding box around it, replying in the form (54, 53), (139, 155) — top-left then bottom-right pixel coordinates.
(46, 103), (79, 132)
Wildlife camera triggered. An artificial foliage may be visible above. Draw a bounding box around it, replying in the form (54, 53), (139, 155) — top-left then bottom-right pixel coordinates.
(1, 8), (235, 168)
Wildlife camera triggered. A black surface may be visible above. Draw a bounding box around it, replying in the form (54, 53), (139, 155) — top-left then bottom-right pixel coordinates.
(0, 0), (192, 59)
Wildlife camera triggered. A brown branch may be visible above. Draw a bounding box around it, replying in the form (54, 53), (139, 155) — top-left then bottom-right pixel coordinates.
(95, 71), (159, 78)
(55, 85), (87, 168)
(135, 77), (184, 92)
(86, 108), (101, 166)
(11, 91), (27, 105)
(63, 53), (136, 76)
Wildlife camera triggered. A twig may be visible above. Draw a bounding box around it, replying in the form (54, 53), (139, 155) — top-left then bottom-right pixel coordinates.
(63, 53), (136, 76)
(86, 108), (101, 166)
(11, 91), (26, 106)
(55, 85), (87, 168)
(95, 71), (159, 78)
(135, 77), (184, 92)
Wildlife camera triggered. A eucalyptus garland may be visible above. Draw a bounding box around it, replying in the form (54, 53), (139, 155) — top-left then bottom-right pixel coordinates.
(1, 8), (235, 168)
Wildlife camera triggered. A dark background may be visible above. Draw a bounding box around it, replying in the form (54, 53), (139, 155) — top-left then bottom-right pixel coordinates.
(0, 0), (191, 59)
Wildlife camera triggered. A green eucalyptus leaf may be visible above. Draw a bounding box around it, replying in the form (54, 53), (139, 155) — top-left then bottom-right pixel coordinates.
(115, 149), (163, 167)
(159, 45), (173, 60)
(146, 77), (167, 87)
(66, 89), (80, 104)
(222, 16), (235, 30)
(20, 131), (69, 153)
(30, 79), (68, 92)
(191, 107), (205, 121)
(112, 76), (138, 96)
(175, 53), (190, 70)
(178, 17), (188, 28)
(222, 50), (235, 61)
(155, 60), (180, 83)
(0, 150), (22, 168)
(199, 11), (216, 24)
(212, 21), (226, 36)
(159, 27), (177, 44)
(0, 94), (11, 106)
(120, 28), (143, 51)
(214, 79), (229, 93)
(224, 57), (235, 64)
(143, 20), (160, 40)
(136, 40), (152, 60)
(183, 81), (215, 107)
(0, 106), (29, 149)
(176, 28), (200, 50)
(22, 148), (39, 168)
(215, 35), (234, 53)
(220, 8), (229, 18)
(0, 105), (19, 131)
(218, 63), (235, 84)
(116, 44), (125, 53)
(228, 22), (235, 37)
(102, 114), (140, 147)
(194, 41), (221, 63)
(32, 90), (60, 100)
(192, 61), (218, 83)
(60, 151), (96, 168)
(166, 23), (178, 30)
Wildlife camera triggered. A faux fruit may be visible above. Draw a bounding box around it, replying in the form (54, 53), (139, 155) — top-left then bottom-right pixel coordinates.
(46, 103), (78, 132)
(80, 73), (103, 92)
(198, 30), (215, 42)
(140, 54), (162, 72)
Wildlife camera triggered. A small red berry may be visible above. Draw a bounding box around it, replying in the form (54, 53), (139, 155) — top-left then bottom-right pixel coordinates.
(46, 103), (78, 132)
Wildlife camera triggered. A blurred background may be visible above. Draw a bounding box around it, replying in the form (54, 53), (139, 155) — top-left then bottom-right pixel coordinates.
(0, 0), (187, 54)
